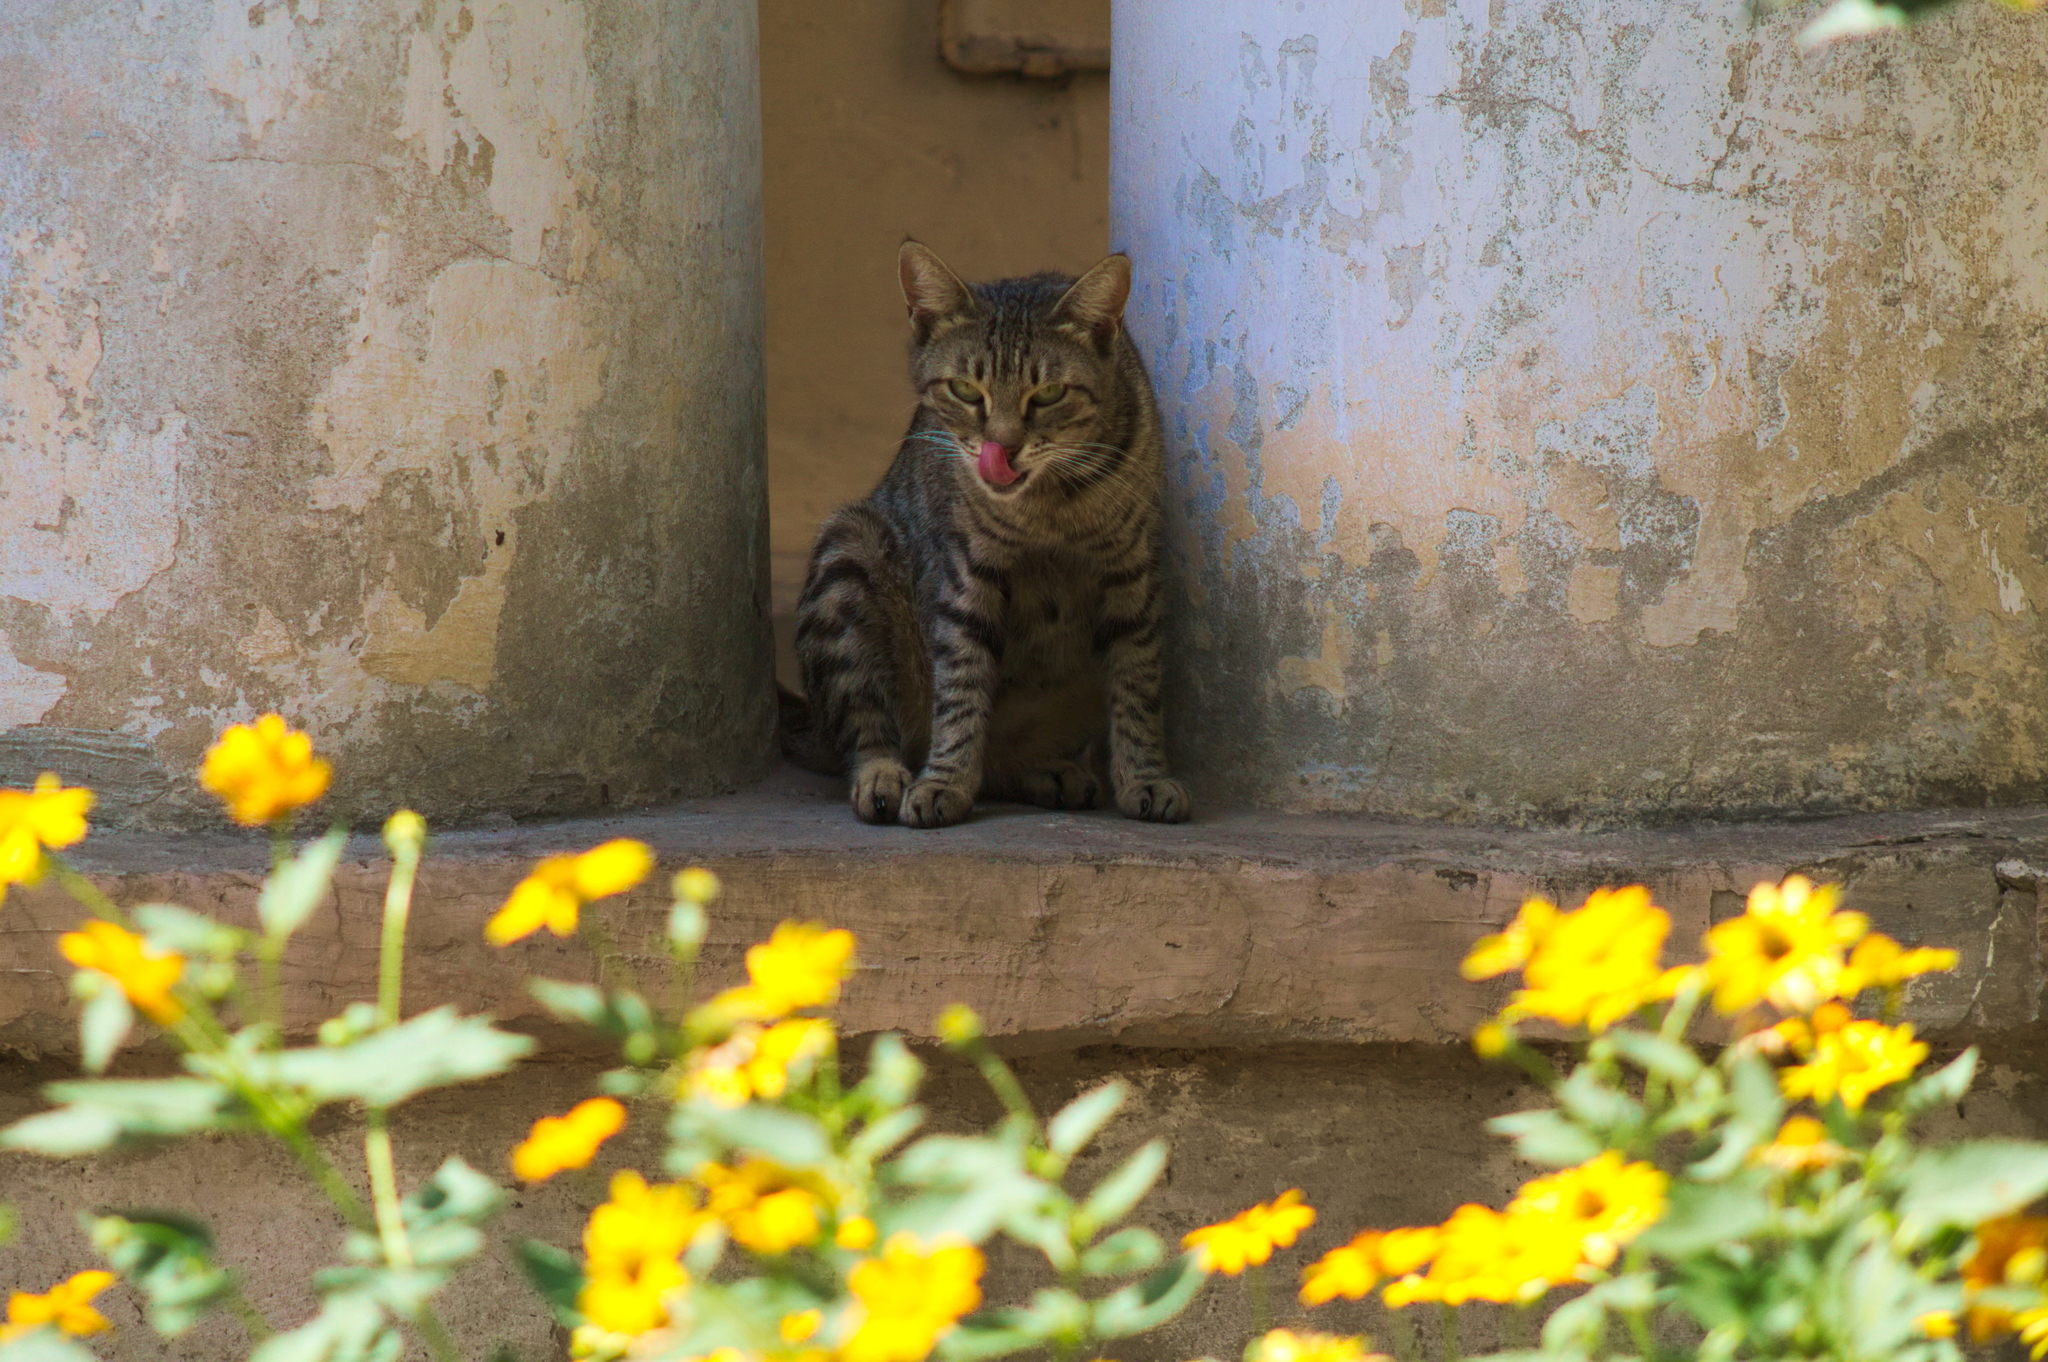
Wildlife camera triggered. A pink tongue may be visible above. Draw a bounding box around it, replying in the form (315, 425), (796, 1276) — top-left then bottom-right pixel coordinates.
(977, 440), (1019, 486)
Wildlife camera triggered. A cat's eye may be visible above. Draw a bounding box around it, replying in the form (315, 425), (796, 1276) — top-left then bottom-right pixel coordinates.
(946, 378), (983, 404)
(1029, 383), (1068, 407)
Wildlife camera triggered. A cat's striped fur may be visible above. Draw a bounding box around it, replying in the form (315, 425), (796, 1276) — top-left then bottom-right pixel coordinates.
(781, 241), (1190, 828)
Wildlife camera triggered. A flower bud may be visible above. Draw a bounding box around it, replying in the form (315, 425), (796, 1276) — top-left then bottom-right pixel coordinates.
(383, 809), (427, 858)
(937, 1003), (983, 1047)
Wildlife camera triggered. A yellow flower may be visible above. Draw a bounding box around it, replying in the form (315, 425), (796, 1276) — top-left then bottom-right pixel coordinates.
(577, 1170), (707, 1338)
(1703, 875), (1868, 1015)
(1462, 899), (1559, 980)
(511, 1097), (626, 1182)
(199, 715), (332, 826)
(1965, 1217), (2048, 1292)
(59, 919), (184, 1023)
(697, 1159), (826, 1253)
(2017, 1306), (2048, 1360)
(1, 1270), (116, 1341)
(1778, 1018), (1926, 1110)
(1382, 1204), (1580, 1308)
(1300, 1232), (1384, 1305)
(1838, 932), (1958, 997)
(1507, 1152), (1666, 1269)
(841, 1233), (985, 1362)
(1183, 1189), (1316, 1275)
(687, 1017), (834, 1108)
(0, 773), (94, 903)
(486, 839), (655, 945)
(781, 1309), (822, 1344)
(1244, 1330), (1382, 1362)
(837, 1215), (879, 1250)
(715, 922), (856, 1020)
(1916, 1311), (1959, 1339)
(1496, 887), (1688, 1033)
(1752, 1115), (1847, 1173)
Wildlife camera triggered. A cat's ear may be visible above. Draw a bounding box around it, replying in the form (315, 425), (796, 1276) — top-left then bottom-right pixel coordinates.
(899, 241), (976, 343)
(1053, 253), (1131, 351)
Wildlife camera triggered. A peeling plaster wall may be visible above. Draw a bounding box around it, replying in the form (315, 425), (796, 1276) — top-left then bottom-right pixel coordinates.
(0, 0), (771, 826)
(1113, 1), (2048, 824)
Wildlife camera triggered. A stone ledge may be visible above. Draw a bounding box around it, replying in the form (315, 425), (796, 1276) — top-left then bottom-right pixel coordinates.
(3, 768), (2045, 1056)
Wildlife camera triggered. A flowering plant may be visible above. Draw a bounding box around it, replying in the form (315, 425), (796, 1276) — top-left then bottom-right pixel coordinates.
(1283, 877), (2048, 1362)
(0, 720), (1206, 1362)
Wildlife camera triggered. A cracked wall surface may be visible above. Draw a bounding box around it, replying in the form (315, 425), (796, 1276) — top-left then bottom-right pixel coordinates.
(1113, 0), (2048, 824)
(0, 0), (773, 827)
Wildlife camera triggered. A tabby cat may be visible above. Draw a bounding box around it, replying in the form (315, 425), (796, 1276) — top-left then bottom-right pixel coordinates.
(780, 241), (1190, 829)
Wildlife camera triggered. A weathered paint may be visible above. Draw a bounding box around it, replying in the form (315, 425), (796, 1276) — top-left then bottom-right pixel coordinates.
(1113, 0), (2048, 823)
(0, 0), (771, 826)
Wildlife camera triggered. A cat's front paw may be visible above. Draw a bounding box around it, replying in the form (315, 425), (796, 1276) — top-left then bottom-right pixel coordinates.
(901, 778), (974, 829)
(850, 759), (913, 824)
(1116, 778), (1191, 823)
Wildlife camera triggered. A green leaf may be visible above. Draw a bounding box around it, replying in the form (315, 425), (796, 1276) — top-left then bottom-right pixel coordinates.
(1800, 0), (1910, 46)
(690, 1102), (833, 1169)
(1690, 1055), (1783, 1181)
(1488, 1109), (1603, 1168)
(1556, 1064), (1644, 1136)
(1047, 1081), (1126, 1159)
(936, 1316), (1049, 1362)
(267, 1007), (533, 1108)
(1896, 1141), (2048, 1244)
(847, 1106), (925, 1165)
(89, 1210), (236, 1336)
(528, 979), (610, 1028)
(1079, 1226), (1164, 1277)
(260, 828), (347, 940)
(79, 984), (132, 1076)
(516, 1240), (584, 1327)
(134, 902), (248, 958)
(1079, 1139), (1167, 1229)
(1089, 1253), (1206, 1338)
(1637, 1175), (1772, 1257)
(0, 1331), (102, 1362)
(1540, 1272), (1655, 1356)
(1, 1078), (240, 1155)
(1898, 1048), (1977, 1117)
(250, 1292), (399, 1362)
(858, 1033), (924, 1109)
(1606, 1029), (1704, 1084)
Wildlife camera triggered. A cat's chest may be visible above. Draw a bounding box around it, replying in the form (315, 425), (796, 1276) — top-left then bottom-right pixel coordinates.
(998, 567), (1097, 681)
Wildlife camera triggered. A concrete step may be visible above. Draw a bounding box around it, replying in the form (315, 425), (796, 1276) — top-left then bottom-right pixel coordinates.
(5, 767), (2045, 1057)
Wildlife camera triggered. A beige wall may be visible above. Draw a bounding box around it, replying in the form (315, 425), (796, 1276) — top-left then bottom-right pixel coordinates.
(759, 0), (1110, 674)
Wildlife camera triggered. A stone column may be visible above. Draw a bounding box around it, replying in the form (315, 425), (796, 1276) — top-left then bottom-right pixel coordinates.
(0, 0), (770, 826)
(1113, 1), (2048, 823)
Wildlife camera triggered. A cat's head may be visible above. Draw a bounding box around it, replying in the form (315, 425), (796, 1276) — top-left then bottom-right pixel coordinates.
(898, 241), (1133, 497)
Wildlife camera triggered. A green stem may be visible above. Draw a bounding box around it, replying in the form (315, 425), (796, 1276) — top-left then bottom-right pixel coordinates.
(45, 857), (126, 924)
(377, 839), (421, 1028)
(1625, 1303), (1658, 1362)
(276, 1120), (373, 1231)
(257, 935), (286, 1039)
(224, 1286), (274, 1343)
(1508, 1301), (1532, 1351)
(413, 1304), (462, 1362)
(1386, 1304), (1420, 1362)
(1250, 1261), (1274, 1333)
(579, 911), (642, 997)
(364, 1109), (412, 1268)
(1439, 1302), (1462, 1362)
